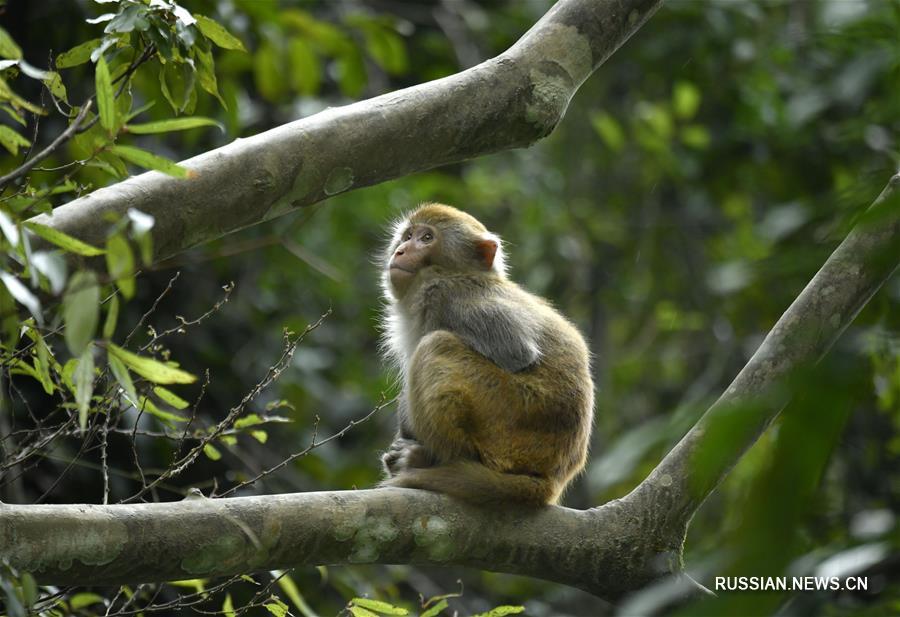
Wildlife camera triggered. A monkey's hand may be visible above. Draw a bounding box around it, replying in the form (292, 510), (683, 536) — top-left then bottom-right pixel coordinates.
(382, 438), (433, 477)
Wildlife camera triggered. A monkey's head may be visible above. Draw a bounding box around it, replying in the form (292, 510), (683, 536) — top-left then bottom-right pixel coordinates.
(384, 203), (507, 299)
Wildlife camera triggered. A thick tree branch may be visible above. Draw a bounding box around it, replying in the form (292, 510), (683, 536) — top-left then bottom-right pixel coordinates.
(28, 0), (663, 262)
(3, 175), (897, 599)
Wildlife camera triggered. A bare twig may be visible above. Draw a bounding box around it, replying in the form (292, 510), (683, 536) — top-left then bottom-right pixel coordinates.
(0, 101), (93, 190)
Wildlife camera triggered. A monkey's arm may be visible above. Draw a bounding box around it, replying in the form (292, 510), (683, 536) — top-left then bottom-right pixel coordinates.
(442, 301), (541, 373)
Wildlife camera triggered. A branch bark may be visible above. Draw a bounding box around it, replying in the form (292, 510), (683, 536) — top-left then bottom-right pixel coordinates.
(28, 0), (663, 263)
(3, 175), (897, 599)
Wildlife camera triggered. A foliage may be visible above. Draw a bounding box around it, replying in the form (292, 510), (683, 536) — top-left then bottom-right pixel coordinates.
(0, 0), (898, 616)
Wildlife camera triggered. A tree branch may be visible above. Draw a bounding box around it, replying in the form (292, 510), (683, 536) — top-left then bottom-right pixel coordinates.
(27, 0), (663, 263)
(3, 174), (897, 599)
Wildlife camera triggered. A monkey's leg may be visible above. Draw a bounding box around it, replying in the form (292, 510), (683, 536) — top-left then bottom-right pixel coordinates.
(404, 330), (489, 462)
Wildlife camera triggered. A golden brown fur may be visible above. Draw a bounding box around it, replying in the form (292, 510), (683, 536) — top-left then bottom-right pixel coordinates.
(380, 204), (594, 506)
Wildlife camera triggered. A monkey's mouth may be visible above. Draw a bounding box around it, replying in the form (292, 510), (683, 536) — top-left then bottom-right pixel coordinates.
(389, 264), (414, 274)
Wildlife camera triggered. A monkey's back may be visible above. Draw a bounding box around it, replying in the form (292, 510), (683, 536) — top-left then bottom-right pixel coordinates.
(413, 279), (594, 500)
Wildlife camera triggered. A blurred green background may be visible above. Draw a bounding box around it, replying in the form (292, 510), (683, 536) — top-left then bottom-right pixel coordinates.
(1, 0), (898, 615)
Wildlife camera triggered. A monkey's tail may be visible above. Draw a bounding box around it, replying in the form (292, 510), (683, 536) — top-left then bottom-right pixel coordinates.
(382, 461), (557, 506)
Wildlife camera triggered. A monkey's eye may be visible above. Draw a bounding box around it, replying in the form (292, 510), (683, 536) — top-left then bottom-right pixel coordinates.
(421, 232), (434, 242)
(402, 230), (412, 241)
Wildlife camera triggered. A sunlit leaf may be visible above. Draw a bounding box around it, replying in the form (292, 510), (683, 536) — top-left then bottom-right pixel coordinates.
(203, 443), (221, 460)
(153, 386), (189, 409)
(138, 396), (188, 425)
(95, 55), (117, 134)
(222, 594), (235, 617)
(109, 145), (191, 178)
(420, 600), (448, 617)
(74, 346), (95, 430)
(107, 343), (197, 384)
(63, 271), (100, 356)
(70, 593), (105, 610)
(126, 116), (222, 134)
(351, 598), (408, 615)
(0, 271), (42, 325)
(471, 607), (525, 617)
(673, 80), (701, 119)
(56, 38), (102, 68)
(0, 26), (22, 59)
(0, 209), (19, 246)
(23, 221), (105, 256)
(0, 124), (30, 155)
(194, 15), (246, 51)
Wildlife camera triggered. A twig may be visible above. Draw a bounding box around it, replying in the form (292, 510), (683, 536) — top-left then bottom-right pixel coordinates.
(0, 100), (93, 189)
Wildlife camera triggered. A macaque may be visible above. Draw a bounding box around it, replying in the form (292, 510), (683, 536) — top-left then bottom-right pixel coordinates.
(379, 203), (594, 506)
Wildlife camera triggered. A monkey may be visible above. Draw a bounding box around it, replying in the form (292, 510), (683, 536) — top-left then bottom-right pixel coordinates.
(379, 203), (594, 506)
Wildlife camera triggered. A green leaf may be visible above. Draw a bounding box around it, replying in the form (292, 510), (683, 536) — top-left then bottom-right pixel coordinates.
(194, 15), (246, 51)
(70, 593), (105, 610)
(251, 430), (267, 443)
(363, 28), (407, 75)
(20, 572), (37, 609)
(673, 80), (701, 120)
(105, 234), (135, 299)
(108, 353), (137, 405)
(203, 443), (221, 460)
(138, 396), (187, 425)
(56, 38), (102, 69)
(32, 329), (55, 394)
(0, 26), (22, 59)
(681, 124), (711, 149)
(288, 39), (321, 95)
(254, 43), (285, 102)
(272, 571), (316, 617)
(74, 347), (95, 430)
(420, 600), (448, 617)
(23, 221), (105, 256)
(193, 45), (225, 107)
(126, 117), (222, 134)
(153, 386), (189, 409)
(471, 607), (525, 617)
(590, 111), (625, 152)
(107, 343), (197, 384)
(349, 607), (380, 617)
(0, 124), (30, 155)
(336, 48), (366, 98)
(222, 594), (235, 617)
(158, 61), (196, 113)
(43, 70), (68, 103)
(103, 294), (119, 339)
(109, 145), (191, 178)
(63, 271), (100, 356)
(95, 55), (118, 134)
(0, 284), (21, 348)
(351, 598), (408, 615)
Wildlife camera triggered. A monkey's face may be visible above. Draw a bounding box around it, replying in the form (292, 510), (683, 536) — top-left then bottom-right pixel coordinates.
(388, 223), (438, 296)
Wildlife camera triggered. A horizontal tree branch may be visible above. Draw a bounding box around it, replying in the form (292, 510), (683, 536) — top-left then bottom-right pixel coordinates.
(3, 174), (897, 599)
(29, 0), (663, 263)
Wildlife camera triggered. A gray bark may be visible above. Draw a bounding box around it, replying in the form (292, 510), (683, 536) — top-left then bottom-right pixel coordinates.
(29, 0), (663, 263)
(3, 176), (897, 599)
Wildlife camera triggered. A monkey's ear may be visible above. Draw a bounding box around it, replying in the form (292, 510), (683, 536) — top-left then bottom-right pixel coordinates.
(476, 238), (498, 269)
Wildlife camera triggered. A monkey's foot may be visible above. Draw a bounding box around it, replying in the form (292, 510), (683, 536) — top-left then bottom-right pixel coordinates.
(382, 438), (432, 476)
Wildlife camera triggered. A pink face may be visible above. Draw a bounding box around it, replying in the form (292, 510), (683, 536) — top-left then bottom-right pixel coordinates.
(388, 223), (437, 295)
